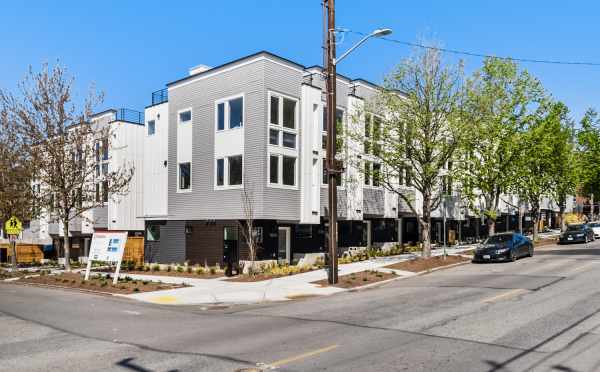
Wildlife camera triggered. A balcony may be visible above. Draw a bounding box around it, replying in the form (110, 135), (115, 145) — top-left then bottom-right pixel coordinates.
(114, 108), (144, 125)
(151, 88), (168, 106)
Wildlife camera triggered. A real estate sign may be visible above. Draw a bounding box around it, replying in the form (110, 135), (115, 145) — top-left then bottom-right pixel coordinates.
(84, 231), (128, 284)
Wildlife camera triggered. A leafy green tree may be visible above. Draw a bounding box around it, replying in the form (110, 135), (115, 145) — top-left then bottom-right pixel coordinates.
(513, 102), (570, 241)
(459, 57), (545, 235)
(358, 47), (467, 257)
(577, 108), (600, 203)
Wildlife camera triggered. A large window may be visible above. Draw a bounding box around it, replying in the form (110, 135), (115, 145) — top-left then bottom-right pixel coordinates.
(322, 158), (341, 186)
(216, 95), (244, 131)
(215, 155), (244, 187)
(179, 110), (192, 123)
(269, 92), (297, 149)
(146, 224), (160, 241)
(228, 155), (243, 185)
(102, 180), (109, 203)
(364, 113), (382, 156)
(322, 107), (345, 152)
(179, 162), (191, 190)
(269, 154), (297, 187)
(364, 161), (382, 187)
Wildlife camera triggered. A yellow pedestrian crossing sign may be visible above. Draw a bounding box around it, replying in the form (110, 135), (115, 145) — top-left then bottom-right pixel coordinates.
(4, 216), (22, 235)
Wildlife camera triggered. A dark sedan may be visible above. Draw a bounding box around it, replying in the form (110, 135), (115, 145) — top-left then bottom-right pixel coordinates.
(558, 224), (595, 244)
(473, 232), (533, 262)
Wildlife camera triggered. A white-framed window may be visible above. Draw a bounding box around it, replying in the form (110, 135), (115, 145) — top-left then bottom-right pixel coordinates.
(268, 92), (298, 150)
(178, 162), (191, 191)
(364, 113), (382, 156)
(215, 155), (244, 188)
(322, 106), (345, 151)
(216, 94), (244, 131)
(147, 120), (156, 136)
(268, 153), (297, 188)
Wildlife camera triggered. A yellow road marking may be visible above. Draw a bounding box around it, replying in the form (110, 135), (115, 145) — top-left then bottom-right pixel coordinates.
(148, 295), (179, 304)
(482, 289), (528, 304)
(267, 344), (338, 367)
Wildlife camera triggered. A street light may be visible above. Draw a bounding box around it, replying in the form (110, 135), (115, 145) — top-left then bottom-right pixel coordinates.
(324, 0), (392, 285)
(333, 28), (393, 65)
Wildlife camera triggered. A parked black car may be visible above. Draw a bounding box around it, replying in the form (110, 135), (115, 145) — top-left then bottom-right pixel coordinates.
(558, 224), (595, 244)
(473, 232), (533, 262)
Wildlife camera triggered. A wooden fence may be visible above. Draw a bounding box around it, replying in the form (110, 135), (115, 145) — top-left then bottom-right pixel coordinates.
(123, 237), (144, 265)
(3, 244), (44, 263)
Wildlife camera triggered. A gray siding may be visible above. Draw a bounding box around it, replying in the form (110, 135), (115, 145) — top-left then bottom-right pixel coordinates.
(168, 60), (266, 221)
(93, 207), (108, 229)
(320, 187), (348, 218)
(363, 188), (385, 216)
(145, 220), (185, 263)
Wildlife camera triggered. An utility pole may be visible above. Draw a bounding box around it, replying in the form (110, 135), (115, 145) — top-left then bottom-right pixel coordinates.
(324, 0), (338, 284)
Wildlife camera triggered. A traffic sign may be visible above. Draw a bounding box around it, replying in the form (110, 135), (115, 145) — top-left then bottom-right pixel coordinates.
(4, 216), (22, 235)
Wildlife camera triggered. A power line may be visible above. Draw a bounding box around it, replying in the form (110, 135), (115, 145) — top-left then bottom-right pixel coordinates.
(347, 30), (600, 67)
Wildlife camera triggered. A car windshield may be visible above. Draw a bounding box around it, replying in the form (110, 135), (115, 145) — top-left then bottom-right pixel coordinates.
(567, 225), (584, 231)
(484, 235), (512, 245)
(589, 223), (600, 228)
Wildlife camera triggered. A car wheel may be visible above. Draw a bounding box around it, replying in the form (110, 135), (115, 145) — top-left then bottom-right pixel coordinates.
(528, 245), (534, 257)
(585, 236), (589, 244)
(510, 251), (517, 262)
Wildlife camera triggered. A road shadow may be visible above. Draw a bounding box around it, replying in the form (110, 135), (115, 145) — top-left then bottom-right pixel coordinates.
(116, 357), (179, 372)
(536, 246), (600, 256)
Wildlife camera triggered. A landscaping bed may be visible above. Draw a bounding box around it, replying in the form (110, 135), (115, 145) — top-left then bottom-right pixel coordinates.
(15, 272), (186, 294)
(225, 264), (321, 282)
(384, 255), (469, 272)
(312, 270), (397, 289)
(97, 268), (224, 279)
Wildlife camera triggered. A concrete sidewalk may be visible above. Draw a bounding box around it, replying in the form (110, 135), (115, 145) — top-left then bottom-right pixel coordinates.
(119, 246), (475, 305)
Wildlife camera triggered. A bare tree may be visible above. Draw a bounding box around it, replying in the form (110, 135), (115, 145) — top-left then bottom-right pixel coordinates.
(351, 47), (467, 257)
(0, 63), (133, 271)
(238, 184), (258, 275)
(0, 106), (36, 269)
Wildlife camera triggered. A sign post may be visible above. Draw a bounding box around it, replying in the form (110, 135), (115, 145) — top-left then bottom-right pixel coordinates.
(4, 216), (23, 270)
(84, 231), (128, 285)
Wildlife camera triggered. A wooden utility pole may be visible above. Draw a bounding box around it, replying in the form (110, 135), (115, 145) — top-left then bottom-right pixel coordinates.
(324, 0), (338, 284)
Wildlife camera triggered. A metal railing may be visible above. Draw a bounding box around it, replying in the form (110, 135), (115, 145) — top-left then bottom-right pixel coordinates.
(115, 108), (144, 125)
(151, 88), (168, 106)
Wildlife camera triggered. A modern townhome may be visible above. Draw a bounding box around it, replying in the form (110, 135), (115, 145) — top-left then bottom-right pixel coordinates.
(16, 108), (146, 260)
(142, 51), (409, 265)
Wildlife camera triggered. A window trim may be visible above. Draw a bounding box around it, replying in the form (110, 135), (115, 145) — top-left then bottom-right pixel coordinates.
(266, 153), (298, 190)
(267, 91), (299, 151)
(177, 107), (193, 126)
(177, 161), (192, 193)
(147, 119), (156, 136)
(214, 154), (244, 190)
(215, 93), (245, 132)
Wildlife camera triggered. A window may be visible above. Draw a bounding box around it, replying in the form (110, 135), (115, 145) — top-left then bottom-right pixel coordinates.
(102, 180), (108, 203)
(282, 132), (296, 149)
(269, 129), (279, 145)
(228, 155), (243, 185)
(364, 113), (382, 155)
(283, 98), (296, 129)
(269, 155), (279, 184)
(322, 107), (345, 152)
(146, 224), (160, 241)
(147, 120), (156, 136)
(216, 159), (224, 186)
(179, 162), (191, 190)
(322, 158), (341, 186)
(229, 97), (243, 129)
(102, 163), (108, 175)
(270, 96), (279, 125)
(179, 110), (191, 123)
(95, 183), (100, 203)
(102, 139), (109, 161)
(217, 103), (225, 130)
(373, 163), (381, 187)
(282, 156), (296, 186)
(217, 96), (244, 130)
(95, 164), (100, 177)
(364, 161), (382, 187)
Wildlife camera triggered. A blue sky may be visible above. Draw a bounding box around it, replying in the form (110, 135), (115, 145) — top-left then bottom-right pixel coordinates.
(1, 1), (599, 121)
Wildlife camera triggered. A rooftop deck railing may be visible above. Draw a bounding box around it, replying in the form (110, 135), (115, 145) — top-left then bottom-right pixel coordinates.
(151, 88), (168, 106)
(115, 108), (144, 125)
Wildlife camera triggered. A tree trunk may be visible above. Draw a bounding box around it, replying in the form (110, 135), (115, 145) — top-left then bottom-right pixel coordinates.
(532, 207), (540, 243)
(10, 240), (17, 270)
(420, 219), (431, 257)
(62, 219), (71, 271)
(559, 205), (567, 232)
(487, 216), (496, 236)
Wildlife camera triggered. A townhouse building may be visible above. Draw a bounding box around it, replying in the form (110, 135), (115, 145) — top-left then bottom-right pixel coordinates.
(141, 51), (408, 265)
(14, 108), (146, 260)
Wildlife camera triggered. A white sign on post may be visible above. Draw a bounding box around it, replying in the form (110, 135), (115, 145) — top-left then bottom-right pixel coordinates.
(84, 231), (128, 285)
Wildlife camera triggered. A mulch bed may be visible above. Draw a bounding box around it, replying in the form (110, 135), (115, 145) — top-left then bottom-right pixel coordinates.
(15, 272), (186, 294)
(226, 272), (304, 282)
(534, 238), (558, 248)
(312, 270), (397, 289)
(384, 255), (469, 272)
(95, 268), (224, 279)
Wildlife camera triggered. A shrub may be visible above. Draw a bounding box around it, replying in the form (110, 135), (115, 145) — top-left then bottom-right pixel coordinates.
(133, 287), (140, 292)
(362, 277), (368, 282)
(209, 267), (216, 275)
(100, 282), (108, 287)
(176, 266), (184, 273)
(142, 280), (149, 285)
(144, 265), (151, 272)
(187, 266), (193, 273)
(196, 267), (204, 275)
(152, 264), (160, 272)
(166, 265), (172, 272)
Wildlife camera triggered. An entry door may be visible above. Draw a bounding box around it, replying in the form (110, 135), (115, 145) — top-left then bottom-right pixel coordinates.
(278, 227), (291, 263)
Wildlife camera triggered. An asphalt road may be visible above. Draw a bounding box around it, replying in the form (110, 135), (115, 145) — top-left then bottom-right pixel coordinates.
(3, 242), (600, 372)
